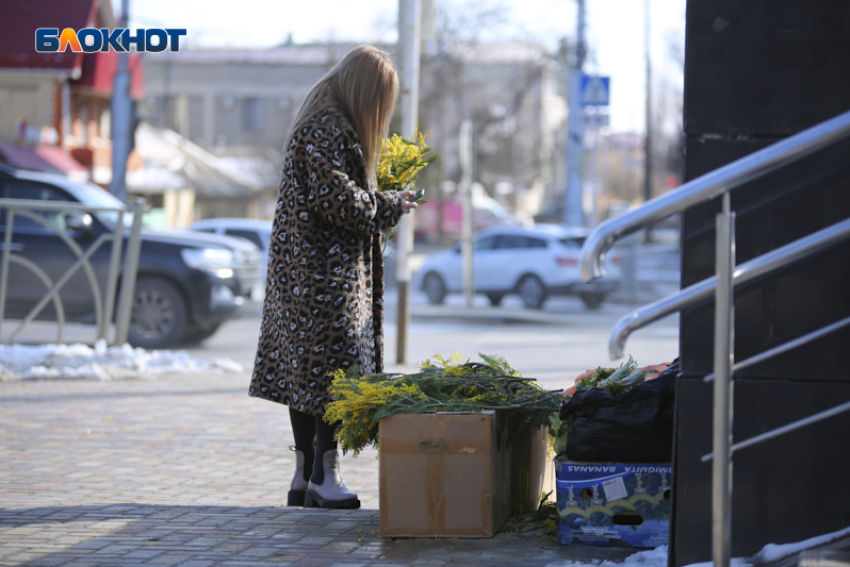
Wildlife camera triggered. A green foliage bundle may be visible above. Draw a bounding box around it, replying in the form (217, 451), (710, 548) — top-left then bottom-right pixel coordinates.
(325, 352), (562, 455)
(550, 356), (648, 455)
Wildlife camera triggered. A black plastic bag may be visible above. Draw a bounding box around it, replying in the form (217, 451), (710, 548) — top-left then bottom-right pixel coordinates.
(560, 360), (678, 463)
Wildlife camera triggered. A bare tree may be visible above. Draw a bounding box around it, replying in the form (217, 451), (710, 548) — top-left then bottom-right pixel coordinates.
(413, 0), (560, 240)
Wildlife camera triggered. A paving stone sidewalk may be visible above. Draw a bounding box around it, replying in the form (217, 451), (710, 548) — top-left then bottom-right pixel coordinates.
(0, 373), (650, 567)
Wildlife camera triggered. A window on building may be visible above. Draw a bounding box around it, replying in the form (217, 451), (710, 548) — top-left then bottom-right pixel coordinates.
(77, 99), (88, 146)
(243, 98), (263, 132)
(100, 108), (111, 140)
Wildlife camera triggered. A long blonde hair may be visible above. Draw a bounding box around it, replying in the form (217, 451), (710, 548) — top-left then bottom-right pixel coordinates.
(287, 46), (398, 189)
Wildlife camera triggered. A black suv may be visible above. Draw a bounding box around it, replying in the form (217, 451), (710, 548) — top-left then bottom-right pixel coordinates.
(0, 165), (264, 348)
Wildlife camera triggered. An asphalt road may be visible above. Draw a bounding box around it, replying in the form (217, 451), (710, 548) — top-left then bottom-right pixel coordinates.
(185, 288), (680, 392)
(1, 284), (679, 391)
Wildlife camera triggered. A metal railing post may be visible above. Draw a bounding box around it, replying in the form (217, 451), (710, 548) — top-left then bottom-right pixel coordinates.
(0, 210), (14, 340)
(712, 192), (735, 567)
(100, 210), (125, 343)
(113, 199), (145, 345)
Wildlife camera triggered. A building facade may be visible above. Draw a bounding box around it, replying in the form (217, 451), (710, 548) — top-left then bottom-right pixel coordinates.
(0, 0), (144, 184)
(139, 41), (568, 233)
(138, 44), (355, 154)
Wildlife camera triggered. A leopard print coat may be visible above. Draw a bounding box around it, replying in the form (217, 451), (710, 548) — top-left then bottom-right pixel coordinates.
(249, 108), (405, 416)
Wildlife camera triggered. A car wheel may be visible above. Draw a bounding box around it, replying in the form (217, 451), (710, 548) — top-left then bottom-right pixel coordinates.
(182, 321), (223, 345)
(423, 272), (446, 305)
(517, 274), (547, 309)
(579, 292), (606, 310)
(127, 276), (188, 349)
(486, 293), (504, 306)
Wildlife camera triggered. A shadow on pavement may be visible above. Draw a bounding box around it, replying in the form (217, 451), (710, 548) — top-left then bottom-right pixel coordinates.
(1, 503), (644, 566)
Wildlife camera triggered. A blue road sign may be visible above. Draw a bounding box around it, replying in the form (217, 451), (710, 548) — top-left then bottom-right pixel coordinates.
(581, 75), (610, 106)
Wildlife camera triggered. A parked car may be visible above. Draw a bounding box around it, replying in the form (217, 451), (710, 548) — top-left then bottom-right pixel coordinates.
(0, 165), (264, 348)
(188, 217), (272, 272)
(188, 217), (272, 252)
(414, 225), (622, 309)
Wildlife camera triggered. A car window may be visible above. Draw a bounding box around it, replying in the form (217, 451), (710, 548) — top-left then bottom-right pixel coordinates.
(64, 180), (132, 229)
(495, 234), (529, 249)
(527, 237), (548, 249)
(0, 179), (75, 230)
(225, 228), (263, 249)
(558, 237), (586, 249)
(474, 236), (497, 251)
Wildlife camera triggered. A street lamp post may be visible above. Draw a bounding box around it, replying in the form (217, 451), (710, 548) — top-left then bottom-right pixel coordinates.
(110, 0), (132, 203)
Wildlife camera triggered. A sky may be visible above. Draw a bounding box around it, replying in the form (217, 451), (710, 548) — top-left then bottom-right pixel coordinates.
(118, 0), (687, 134)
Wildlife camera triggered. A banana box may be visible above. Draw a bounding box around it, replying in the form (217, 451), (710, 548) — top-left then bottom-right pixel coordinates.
(556, 460), (671, 547)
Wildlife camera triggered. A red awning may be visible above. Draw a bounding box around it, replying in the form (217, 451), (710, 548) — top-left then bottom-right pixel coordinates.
(0, 142), (88, 180)
(71, 51), (145, 100)
(0, 0), (98, 77)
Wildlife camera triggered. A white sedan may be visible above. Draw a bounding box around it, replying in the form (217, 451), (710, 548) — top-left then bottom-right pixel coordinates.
(415, 225), (622, 310)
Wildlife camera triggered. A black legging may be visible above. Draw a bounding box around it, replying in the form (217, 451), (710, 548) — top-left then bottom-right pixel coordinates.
(289, 408), (339, 485)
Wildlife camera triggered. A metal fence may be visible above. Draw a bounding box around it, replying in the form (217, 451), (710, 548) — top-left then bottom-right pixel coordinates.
(0, 198), (145, 346)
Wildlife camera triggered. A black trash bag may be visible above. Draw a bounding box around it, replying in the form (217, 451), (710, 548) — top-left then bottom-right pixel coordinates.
(560, 360), (678, 463)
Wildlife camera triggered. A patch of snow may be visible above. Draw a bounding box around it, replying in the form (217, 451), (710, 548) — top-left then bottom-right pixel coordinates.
(682, 524), (850, 567)
(752, 525), (850, 564)
(0, 340), (242, 381)
(545, 546), (669, 567)
(683, 558), (753, 567)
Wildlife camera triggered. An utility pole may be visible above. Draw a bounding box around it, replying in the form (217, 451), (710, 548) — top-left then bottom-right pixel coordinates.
(644, 0), (653, 203)
(110, 0), (132, 203)
(563, 0), (587, 227)
(459, 119), (474, 307)
(395, 0), (421, 365)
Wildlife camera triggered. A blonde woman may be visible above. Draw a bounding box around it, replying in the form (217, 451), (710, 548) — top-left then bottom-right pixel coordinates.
(249, 46), (417, 509)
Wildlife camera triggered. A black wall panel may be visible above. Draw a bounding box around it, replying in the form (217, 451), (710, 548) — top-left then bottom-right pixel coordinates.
(674, 1), (850, 565)
(685, 0), (850, 136)
(680, 137), (850, 379)
(671, 379), (850, 566)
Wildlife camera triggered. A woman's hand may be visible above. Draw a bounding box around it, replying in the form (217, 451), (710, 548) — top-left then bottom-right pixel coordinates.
(398, 190), (420, 215)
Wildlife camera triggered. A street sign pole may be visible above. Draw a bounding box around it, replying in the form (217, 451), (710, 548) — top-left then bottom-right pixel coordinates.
(583, 91), (609, 228)
(563, 0), (586, 227)
(395, 0), (421, 365)
(110, 0), (132, 203)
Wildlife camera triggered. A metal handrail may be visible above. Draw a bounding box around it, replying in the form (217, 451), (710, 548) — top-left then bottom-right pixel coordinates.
(580, 108), (850, 282)
(703, 314), (850, 383)
(0, 198), (145, 345)
(577, 108), (850, 567)
(607, 216), (850, 358)
(701, 398), (850, 462)
(0, 198), (131, 212)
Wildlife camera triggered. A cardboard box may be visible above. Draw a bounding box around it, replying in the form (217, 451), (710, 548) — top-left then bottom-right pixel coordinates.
(556, 460), (671, 547)
(379, 411), (548, 537)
